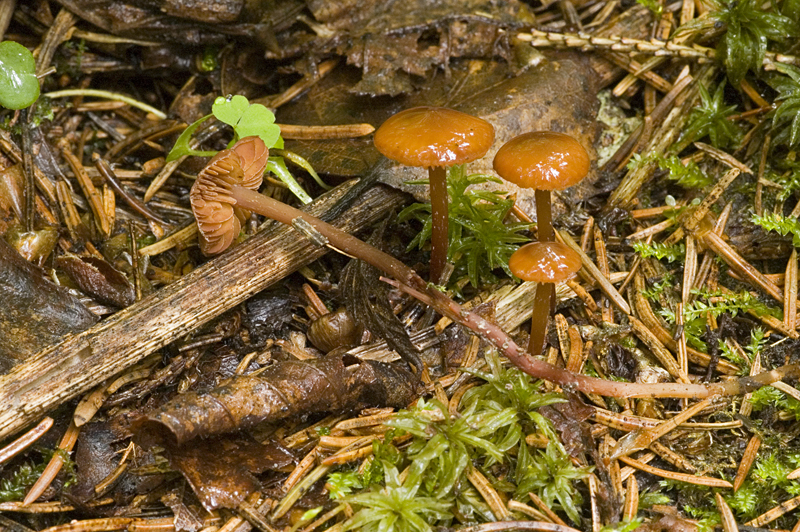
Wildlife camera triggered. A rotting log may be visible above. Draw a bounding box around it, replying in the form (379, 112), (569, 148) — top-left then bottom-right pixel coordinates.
(0, 182), (408, 441)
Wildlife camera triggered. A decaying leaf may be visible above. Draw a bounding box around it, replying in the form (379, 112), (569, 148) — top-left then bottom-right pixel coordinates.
(58, 255), (136, 308)
(280, 53), (601, 218)
(135, 355), (422, 446)
(305, 0), (533, 95)
(163, 435), (295, 511)
(0, 238), (97, 370)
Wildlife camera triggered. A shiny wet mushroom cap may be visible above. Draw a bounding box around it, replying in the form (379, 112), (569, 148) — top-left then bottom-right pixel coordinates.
(509, 240), (582, 356)
(373, 106), (495, 168)
(492, 131), (590, 191)
(373, 106), (494, 283)
(509, 241), (581, 283)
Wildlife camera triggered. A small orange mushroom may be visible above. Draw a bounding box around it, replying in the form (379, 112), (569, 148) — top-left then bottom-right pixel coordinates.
(509, 241), (582, 356)
(494, 131), (589, 355)
(493, 131), (589, 244)
(373, 106), (494, 283)
(190, 136), (268, 255)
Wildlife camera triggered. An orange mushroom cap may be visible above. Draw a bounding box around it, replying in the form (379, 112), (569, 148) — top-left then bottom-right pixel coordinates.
(190, 136), (268, 255)
(493, 131), (589, 191)
(508, 241), (581, 283)
(373, 106), (494, 168)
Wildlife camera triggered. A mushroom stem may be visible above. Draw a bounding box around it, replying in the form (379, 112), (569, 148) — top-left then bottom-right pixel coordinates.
(535, 189), (553, 243)
(528, 282), (552, 355)
(229, 186), (426, 291)
(428, 165), (449, 284)
(385, 278), (800, 399)
(229, 185), (799, 400)
(532, 188), (556, 345)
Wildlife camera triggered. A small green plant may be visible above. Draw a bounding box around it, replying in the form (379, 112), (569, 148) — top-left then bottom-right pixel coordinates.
(327, 433), (403, 499)
(641, 272), (675, 301)
(708, 0), (795, 85)
(0, 41), (40, 110)
(167, 94), (320, 204)
(750, 385), (800, 420)
(635, 0), (662, 16)
(655, 154), (713, 189)
(660, 289), (780, 350)
(752, 212), (800, 246)
(387, 397), (516, 497)
(168, 95), (282, 160)
(717, 327), (764, 375)
(767, 64), (800, 149)
(342, 465), (452, 532)
(399, 166), (532, 288)
(600, 520), (643, 532)
(0, 461), (45, 502)
(331, 353), (591, 530)
(678, 82), (742, 151)
(464, 354), (590, 523)
(631, 240), (685, 262)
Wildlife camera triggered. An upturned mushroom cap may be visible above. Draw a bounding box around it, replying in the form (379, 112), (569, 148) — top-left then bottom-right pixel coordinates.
(232, 136), (268, 189)
(509, 241), (581, 283)
(190, 136), (269, 255)
(373, 106), (494, 168)
(493, 131), (590, 191)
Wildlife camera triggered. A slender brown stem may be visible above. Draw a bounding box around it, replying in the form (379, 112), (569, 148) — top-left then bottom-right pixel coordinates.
(528, 283), (552, 355)
(230, 186), (425, 291)
(533, 189), (555, 341)
(231, 185), (800, 399)
(535, 189), (553, 242)
(428, 165), (449, 283)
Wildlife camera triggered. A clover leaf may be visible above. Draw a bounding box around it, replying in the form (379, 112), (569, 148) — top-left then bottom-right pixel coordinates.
(211, 94), (249, 126)
(212, 95), (283, 149)
(0, 41), (40, 110)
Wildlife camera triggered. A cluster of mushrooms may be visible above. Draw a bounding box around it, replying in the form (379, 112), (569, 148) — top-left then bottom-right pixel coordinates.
(372, 107), (589, 356)
(189, 106), (590, 358)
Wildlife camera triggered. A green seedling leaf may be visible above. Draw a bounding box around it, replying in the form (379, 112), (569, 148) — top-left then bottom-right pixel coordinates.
(212, 94), (249, 126)
(273, 149), (329, 189)
(0, 41), (40, 110)
(166, 114), (217, 162)
(236, 105), (283, 148)
(266, 157), (312, 204)
(213, 95), (283, 149)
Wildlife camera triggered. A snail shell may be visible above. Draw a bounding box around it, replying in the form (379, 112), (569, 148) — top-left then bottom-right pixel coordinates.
(307, 308), (359, 352)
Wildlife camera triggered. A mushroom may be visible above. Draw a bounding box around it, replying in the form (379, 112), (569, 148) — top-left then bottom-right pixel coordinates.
(190, 136), (269, 255)
(509, 241), (582, 355)
(492, 131), (589, 244)
(373, 106), (494, 283)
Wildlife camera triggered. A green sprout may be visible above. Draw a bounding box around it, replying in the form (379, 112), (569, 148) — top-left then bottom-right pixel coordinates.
(168, 95), (282, 160)
(342, 464), (452, 532)
(167, 94), (321, 204)
(0, 41), (40, 110)
(0, 461), (45, 502)
(387, 397), (516, 498)
(399, 166), (532, 289)
(660, 288), (781, 350)
(752, 212), (800, 247)
(678, 82), (742, 151)
(631, 240), (685, 263)
(654, 154), (713, 189)
(767, 63), (800, 149)
(463, 353), (589, 524)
